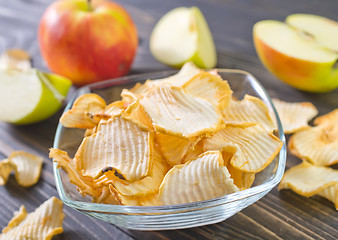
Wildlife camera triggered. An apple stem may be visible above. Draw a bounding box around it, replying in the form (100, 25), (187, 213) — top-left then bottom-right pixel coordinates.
(87, 0), (92, 11)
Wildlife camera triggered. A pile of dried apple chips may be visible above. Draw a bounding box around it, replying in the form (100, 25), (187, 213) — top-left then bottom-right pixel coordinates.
(50, 62), (283, 206)
(272, 99), (338, 210)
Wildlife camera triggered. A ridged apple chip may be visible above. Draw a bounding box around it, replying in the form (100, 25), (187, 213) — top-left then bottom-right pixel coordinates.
(204, 125), (283, 173)
(129, 62), (201, 99)
(222, 95), (275, 132)
(103, 100), (125, 116)
(108, 148), (169, 197)
(182, 72), (232, 109)
(227, 163), (255, 190)
(0, 151), (43, 187)
(140, 85), (222, 138)
(0, 159), (13, 185)
(279, 161), (338, 197)
(108, 184), (140, 206)
(162, 61), (202, 87)
(84, 100), (125, 136)
(147, 61), (201, 88)
(159, 151), (239, 205)
(8, 151), (43, 187)
(123, 100), (153, 130)
(94, 185), (120, 205)
(272, 98), (318, 134)
(0, 197), (64, 240)
(314, 108), (338, 126)
(93, 147), (166, 196)
(317, 183), (338, 210)
(60, 93), (106, 129)
(121, 88), (138, 104)
(155, 132), (200, 165)
(1, 205), (27, 234)
(129, 80), (160, 99)
(182, 140), (205, 164)
(289, 117), (338, 166)
(50, 148), (97, 197)
(78, 116), (153, 181)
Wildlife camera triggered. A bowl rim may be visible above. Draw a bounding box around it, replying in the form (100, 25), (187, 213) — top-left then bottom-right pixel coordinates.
(53, 69), (286, 214)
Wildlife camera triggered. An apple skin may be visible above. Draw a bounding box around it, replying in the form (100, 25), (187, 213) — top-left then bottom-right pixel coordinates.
(253, 26), (338, 93)
(39, 0), (138, 86)
(14, 73), (72, 125)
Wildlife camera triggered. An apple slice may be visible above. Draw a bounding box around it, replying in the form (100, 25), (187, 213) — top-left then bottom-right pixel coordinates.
(253, 17), (338, 92)
(150, 7), (216, 69)
(0, 68), (71, 124)
(286, 14), (338, 53)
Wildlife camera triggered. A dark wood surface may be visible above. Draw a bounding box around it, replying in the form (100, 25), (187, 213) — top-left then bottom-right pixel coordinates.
(0, 0), (337, 239)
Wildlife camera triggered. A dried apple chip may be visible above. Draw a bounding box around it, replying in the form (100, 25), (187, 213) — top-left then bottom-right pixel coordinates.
(163, 61), (202, 87)
(0, 151), (43, 187)
(130, 62), (201, 99)
(159, 151), (239, 205)
(314, 108), (338, 125)
(222, 95), (275, 132)
(121, 89), (138, 104)
(84, 100), (125, 137)
(60, 93), (106, 129)
(279, 161), (338, 197)
(227, 162), (255, 190)
(108, 184), (140, 206)
(123, 100), (153, 130)
(317, 183), (338, 210)
(182, 71), (232, 109)
(107, 148), (169, 197)
(204, 125), (283, 173)
(0, 197), (64, 240)
(272, 98), (318, 134)
(1, 206), (27, 234)
(104, 100), (125, 116)
(289, 117), (338, 166)
(140, 85), (223, 138)
(181, 140), (205, 164)
(0, 159), (13, 185)
(78, 116), (154, 181)
(128, 80), (161, 99)
(155, 132), (200, 165)
(8, 151), (43, 187)
(94, 185), (120, 205)
(50, 148), (98, 197)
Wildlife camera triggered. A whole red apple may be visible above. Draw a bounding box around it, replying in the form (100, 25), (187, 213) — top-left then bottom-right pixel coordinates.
(39, 0), (138, 86)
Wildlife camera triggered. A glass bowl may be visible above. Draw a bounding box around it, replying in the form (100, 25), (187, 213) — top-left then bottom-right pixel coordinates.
(53, 69), (286, 231)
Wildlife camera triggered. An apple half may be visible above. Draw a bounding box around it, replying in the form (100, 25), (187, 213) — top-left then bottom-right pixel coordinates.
(0, 69), (72, 124)
(150, 7), (216, 69)
(253, 14), (338, 92)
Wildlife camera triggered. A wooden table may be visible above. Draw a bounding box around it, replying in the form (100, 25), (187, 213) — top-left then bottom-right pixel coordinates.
(0, 0), (337, 239)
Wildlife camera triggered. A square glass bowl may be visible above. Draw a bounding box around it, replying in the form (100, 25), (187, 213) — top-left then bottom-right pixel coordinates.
(53, 69), (286, 231)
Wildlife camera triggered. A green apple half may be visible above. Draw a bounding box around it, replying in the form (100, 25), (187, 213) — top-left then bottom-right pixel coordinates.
(150, 7), (216, 69)
(253, 14), (338, 92)
(0, 68), (72, 124)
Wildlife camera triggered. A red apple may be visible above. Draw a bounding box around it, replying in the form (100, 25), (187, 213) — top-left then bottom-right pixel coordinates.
(39, 0), (138, 86)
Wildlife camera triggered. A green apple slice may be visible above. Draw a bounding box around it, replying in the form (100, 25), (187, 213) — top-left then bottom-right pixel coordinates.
(0, 68), (72, 124)
(150, 7), (216, 69)
(286, 14), (338, 53)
